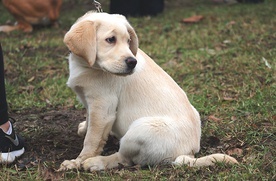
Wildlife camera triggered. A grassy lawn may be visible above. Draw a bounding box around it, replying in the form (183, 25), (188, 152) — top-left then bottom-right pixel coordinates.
(0, 0), (275, 180)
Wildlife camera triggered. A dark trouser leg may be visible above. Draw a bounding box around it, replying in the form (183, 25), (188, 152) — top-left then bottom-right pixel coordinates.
(0, 44), (9, 125)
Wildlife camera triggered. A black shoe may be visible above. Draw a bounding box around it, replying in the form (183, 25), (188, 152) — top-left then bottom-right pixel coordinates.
(0, 118), (25, 163)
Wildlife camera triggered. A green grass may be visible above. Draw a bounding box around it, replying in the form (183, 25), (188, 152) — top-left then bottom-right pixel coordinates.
(0, 0), (275, 180)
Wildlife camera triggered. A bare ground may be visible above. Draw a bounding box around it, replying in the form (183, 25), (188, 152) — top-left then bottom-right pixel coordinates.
(9, 108), (119, 171)
(6, 108), (242, 171)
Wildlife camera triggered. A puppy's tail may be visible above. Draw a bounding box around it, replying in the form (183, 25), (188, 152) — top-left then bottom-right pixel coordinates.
(173, 153), (238, 167)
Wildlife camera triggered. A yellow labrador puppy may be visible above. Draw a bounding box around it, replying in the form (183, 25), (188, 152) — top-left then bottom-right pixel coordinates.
(59, 11), (238, 171)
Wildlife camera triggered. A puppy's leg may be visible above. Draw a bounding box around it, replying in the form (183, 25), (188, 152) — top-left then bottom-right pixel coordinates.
(82, 116), (198, 171)
(82, 152), (131, 171)
(59, 97), (118, 171)
(0, 21), (33, 33)
(48, 0), (62, 27)
(82, 117), (184, 171)
(17, 21), (33, 32)
(173, 153), (238, 167)
(0, 25), (20, 33)
(119, 117), (183, 166)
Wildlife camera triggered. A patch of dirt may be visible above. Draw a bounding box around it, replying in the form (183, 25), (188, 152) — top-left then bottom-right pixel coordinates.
(7, 108), (243, 172)
(8, 108), (119, 171)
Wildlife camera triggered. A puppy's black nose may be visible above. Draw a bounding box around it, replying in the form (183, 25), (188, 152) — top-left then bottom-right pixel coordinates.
(125, 57), (137, 69)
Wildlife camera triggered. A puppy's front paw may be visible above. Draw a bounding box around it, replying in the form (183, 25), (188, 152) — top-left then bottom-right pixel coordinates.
(58, 159), (81, 171)
(82, 157), (105, 172)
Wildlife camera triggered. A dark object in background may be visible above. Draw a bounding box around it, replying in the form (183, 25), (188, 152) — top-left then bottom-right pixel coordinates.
(110, 0), (164, 17)
(0, 0), (63, 33)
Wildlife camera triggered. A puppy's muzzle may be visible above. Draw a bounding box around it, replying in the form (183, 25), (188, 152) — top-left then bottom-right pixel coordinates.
(125, 57), (137, 70)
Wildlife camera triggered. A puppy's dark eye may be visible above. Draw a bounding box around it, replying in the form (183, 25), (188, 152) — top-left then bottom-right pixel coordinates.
(106, 36), (116, 44)
(127, 39), (131, 44)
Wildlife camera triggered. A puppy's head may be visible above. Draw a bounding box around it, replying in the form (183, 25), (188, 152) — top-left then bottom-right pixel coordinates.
(64, 12), (138, 75)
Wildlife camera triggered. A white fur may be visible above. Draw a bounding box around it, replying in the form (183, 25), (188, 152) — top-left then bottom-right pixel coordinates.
(59, 12), (238, 172)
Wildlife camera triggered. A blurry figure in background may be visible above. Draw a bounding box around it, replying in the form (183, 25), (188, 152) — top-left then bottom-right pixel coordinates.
(110, 0), (164, 17)
(0, 0), (63, 33)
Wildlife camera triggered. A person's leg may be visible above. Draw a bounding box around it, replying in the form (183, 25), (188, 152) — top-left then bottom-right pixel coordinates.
(110, 0), (164, 17)
(0, 44), (25, 164)
(110, 0), (141, 17)
(0, 44), (9, 128)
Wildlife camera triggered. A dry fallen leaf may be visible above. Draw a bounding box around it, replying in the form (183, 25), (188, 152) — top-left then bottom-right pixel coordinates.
(208, 115), (221, 122)
(227, 20), (236, 25)
(19, 85), (35, 92)
(28, 76), (35, 82)
(231, 116), (237, 121)
(227, 148), (243, 156)
(223, 97), (236, 101)
(182, 15), (204, 23)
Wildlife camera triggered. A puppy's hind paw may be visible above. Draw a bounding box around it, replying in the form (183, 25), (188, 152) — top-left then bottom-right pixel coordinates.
(58, 159), (81, 171)
(82, 157), (105, 172)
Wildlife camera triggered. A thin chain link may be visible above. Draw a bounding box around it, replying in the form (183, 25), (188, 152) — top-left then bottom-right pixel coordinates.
(93, 0), (103, 12)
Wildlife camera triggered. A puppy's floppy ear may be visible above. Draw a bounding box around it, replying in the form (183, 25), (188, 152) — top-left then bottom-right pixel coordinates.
(64, 20), (96, 66)
(126, 23), (138, 56)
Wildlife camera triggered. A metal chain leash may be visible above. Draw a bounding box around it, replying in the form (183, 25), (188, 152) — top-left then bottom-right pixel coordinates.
(93, 0), (103, 12)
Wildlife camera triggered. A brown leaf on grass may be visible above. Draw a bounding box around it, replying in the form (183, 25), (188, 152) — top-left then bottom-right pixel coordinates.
(208, 115), (221, 122)
(231, 116), (237, 121)
(223, 96), (236, 101)
(28, 76), (35, 82)
(182, 15), (204, 23)
(227, 20), (236, 26)
(41, 168), (64, 181)
(252, 124), (258, 129)
(19, 85), (35, 93)
(227, 148), (243, 156)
